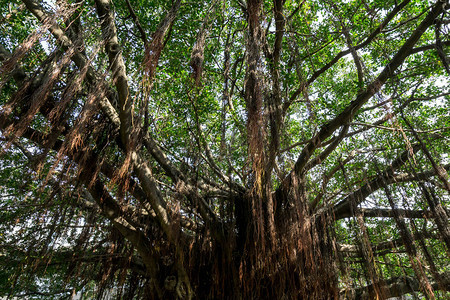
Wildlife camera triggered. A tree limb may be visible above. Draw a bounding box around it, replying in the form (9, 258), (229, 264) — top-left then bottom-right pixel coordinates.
(292, 0), (445, 177)
(341, 272), (450, 299)
(333, 161), (450, 220)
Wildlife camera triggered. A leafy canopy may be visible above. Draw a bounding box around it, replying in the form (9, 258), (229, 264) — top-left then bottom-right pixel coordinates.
(0, 0), (449, 299)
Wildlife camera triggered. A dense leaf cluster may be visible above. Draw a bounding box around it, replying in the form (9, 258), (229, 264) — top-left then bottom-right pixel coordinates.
(0, 0), (449, 299)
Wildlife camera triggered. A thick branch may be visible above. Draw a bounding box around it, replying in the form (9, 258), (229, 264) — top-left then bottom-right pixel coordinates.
(305, 0), (411, 86)
(84, 180), (163, 297)
(333, 161), (450, 220)
(332, 145), (419, 219)
(304, 124), (349, 172)
(21, 0), (221, 226)
(358, 207), (437, 219)
(341, 273), (450, 299)
(94, 0), (132, 147)
(293, 1), (445, 176)
(338, 230), (437, 253)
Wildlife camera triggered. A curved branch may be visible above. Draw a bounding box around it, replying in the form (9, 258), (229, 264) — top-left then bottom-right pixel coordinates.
(84, 179), (163, 297)
(94, 0), (132, 147)
(341, 273), (450, 299)
(305, 0), (411, 86)
(20, 0), (227, 228)
(331, 145), (418, 219)
(333, 161), (450, 220)
(124, 0), (148, 45)
(304, 124), (349, 172)
(410, 39), (450, 55)
(292, 1), (445, 177)
(338, 230), (437, 254)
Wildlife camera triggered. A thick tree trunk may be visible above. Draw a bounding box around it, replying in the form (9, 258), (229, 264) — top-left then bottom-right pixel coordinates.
(180, 188), (338, 299)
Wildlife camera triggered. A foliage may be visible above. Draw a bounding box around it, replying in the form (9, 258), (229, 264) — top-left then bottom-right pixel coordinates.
(0, 0), (449, 299)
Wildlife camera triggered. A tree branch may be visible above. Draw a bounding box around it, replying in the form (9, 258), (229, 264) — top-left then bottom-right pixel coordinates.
(358, 207), (438, 219)
(305, 0), (411, 86)
(94, 0), (132, 147)
(338, 230), (437, 253)
(332, 145), (419, 219)
(341, 273), (450, 299)
(333, 161), (450, 220)
(292, 0), (445, 176)
(124, 0), (148, 45)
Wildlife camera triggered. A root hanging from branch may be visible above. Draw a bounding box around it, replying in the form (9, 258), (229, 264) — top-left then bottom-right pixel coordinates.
(189, 1), (218, 86)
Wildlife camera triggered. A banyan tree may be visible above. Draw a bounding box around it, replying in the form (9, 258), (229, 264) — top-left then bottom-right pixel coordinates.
(0, 0), (449, 298)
